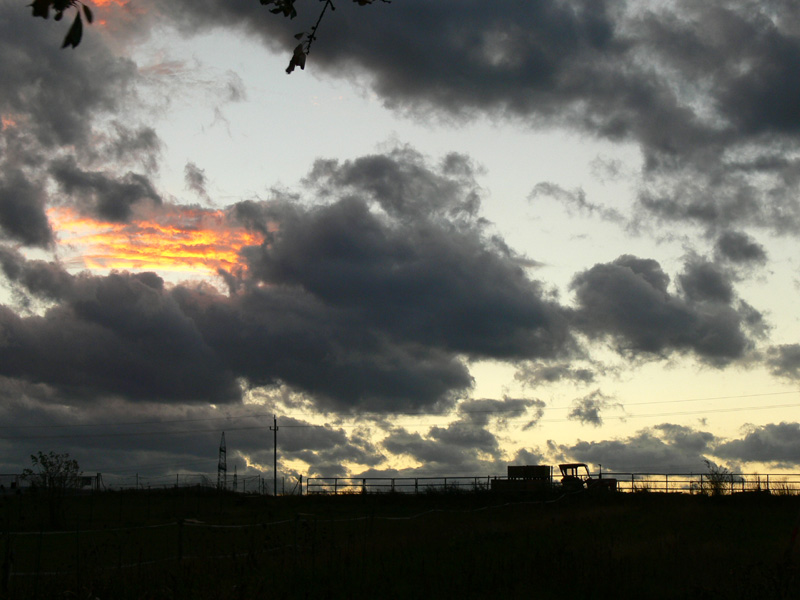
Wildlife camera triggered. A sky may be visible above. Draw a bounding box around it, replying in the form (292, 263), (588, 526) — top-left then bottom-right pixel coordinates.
(2, 0), (800, 489)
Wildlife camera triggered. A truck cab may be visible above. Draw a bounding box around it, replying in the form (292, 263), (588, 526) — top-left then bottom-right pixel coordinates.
(559, 463), (617, 492)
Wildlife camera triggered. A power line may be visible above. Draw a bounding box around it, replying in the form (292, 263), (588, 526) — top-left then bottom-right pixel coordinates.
(3, 389), (797, 431)
(2, 400), (800, 440)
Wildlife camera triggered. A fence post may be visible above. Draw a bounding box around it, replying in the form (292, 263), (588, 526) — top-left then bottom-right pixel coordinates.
(75, 517), (81, 595)
(414, 478), (418, 494)
(178, 519), (184, 561)
(334, 478), (338, 495)
(665, 474), (669, 493)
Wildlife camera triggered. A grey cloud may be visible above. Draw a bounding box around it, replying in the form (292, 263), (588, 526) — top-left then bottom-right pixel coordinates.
(6, 147), (579, 413)
(570, 255), (755, 364)
(305, 147), (482, 221)
(247, 418), (385, 476)
(103, 123), (162, 173)
(184, 162), (211, 202)
(713, 422), (800, 468)
(567, 390), (617, 427)
(766, 344), (800, 379)
(0, 268), (241, 404)
(242, 161), (574, 365)
(174, 282), (472, 413)
(0, 245), (73, 302)
(678, 258), (734, 304)
(714, 230), (768, 264)
(0, 168), (54, 247)
(515, 361), (598, 386)
(49, 156), (162, 222)
(0, 8), (138, 151)
(508, 447), (547, 467)
(529, 182), (624, 223)
(457, 397), (546, 430)
(556, 424), (717, 472)
(382, 421), (503, 473)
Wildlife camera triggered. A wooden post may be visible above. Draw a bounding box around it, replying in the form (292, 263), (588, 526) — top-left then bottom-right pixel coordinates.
(665, 474), (669, 493)
(75, 517), (81, 595)
(178, 520), (184, 561)
(271, 415), (279, 496)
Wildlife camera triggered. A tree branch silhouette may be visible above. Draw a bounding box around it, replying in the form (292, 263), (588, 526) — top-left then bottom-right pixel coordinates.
(29, 0), (94, 49)
(30, 0), (390, 71)
(280, 0), (391, 74)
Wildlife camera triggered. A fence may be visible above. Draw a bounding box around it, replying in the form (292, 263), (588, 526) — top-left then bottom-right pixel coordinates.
(307, 472), (800, 495)
(7, 471), (800, 497)
(306, 476), (493, 495)
(609, 472), (800, 494)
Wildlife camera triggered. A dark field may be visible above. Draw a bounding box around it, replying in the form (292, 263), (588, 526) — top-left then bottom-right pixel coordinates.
(2, 489), (799, 599)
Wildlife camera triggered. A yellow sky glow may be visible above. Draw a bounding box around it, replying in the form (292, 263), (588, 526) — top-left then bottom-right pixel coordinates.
(49, 206), (264, 274)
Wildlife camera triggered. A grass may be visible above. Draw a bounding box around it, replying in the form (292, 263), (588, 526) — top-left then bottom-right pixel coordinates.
(2, 488), (800, 599)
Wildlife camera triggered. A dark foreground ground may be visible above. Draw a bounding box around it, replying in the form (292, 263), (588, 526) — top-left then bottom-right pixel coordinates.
(2, 488), (799, 599)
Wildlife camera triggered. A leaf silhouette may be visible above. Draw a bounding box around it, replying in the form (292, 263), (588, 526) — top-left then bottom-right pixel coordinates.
(61, 12), (82, 48)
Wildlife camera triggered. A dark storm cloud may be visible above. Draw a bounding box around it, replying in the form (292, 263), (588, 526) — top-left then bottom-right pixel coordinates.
(0, 168), (54, 247)
(0, 6), (138, 151)
(0, 265), (241, 404)
(152, 0), (800, 235)
(241, 160), (574, 364)
(0, 5), (153, 250)
(570, 255), (756, 364)
(0, 147), (580, 413)
(0, 246), (72, 301)
(556, 424), (717, 472)
(714, 230), (768, 264)
(174, 281), (473, 412)
(713, 423), (800, 468)
(678, 257), (734, 304)
(49, 156), (162, 222)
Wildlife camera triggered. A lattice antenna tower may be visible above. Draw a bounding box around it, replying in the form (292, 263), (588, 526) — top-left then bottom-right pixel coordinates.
(217, 431), (227, 490)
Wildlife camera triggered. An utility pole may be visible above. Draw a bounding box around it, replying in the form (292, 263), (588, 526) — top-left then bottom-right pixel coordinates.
(217, 431), (227, 490)
(270, 415), (279, 496)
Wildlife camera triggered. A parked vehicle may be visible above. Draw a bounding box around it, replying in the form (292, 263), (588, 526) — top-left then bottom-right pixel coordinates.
(559, 463), (617, 492)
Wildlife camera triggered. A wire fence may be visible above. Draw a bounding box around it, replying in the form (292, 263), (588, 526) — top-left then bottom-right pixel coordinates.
(6, 471), (800, 497)
(0, 472), (301, 496)
(306, 472), (800, 495)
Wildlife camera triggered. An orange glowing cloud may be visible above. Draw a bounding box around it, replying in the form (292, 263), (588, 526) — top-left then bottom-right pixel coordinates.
(90, 0), (128, 7)
(49, 206), (265, 274)
(1, 115), (18, 131)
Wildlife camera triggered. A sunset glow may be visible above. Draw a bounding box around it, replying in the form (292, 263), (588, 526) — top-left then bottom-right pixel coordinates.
(49, 207), (263, 274)
(90, 0), (129, 7)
